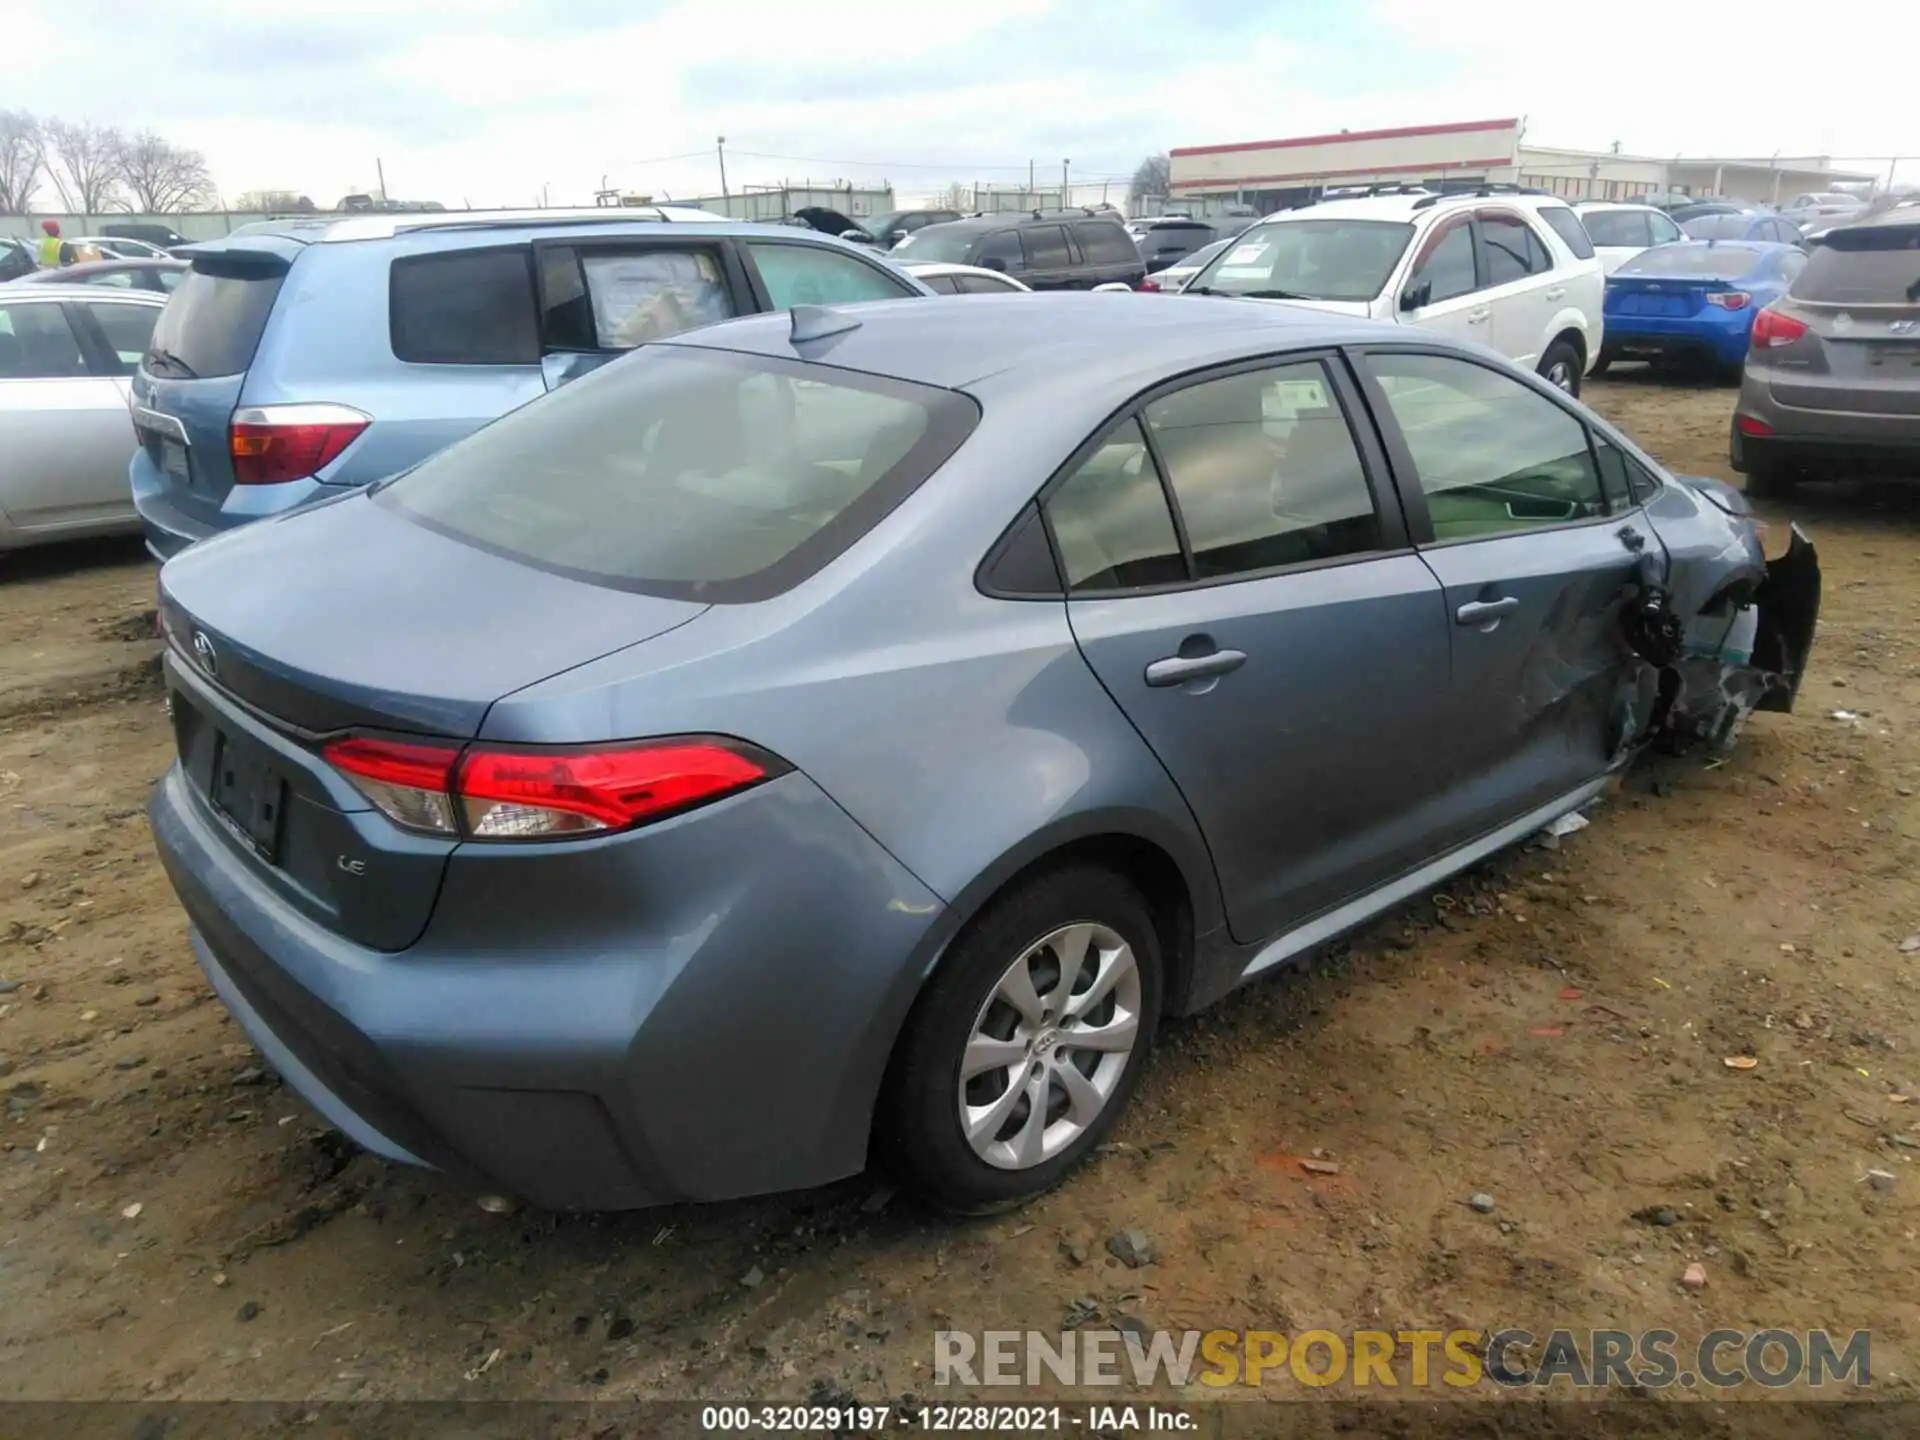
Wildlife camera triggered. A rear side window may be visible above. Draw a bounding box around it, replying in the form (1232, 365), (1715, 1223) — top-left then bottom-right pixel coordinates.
(144, 264), (284, 378)
(1021, 226), (1072, 269)
(1144, 361), (1379, 577)
(1795, 226), (1920, 303)
(81, 301), (159, 373)
(1481, 214), (1549, 283)
(745, 241), (915, 307)
(390, 248), (538, 365)
(378, 347), (979, 601)
(1540, 205), (1597, 259)
(1045, 417), (1185, 592)
(1580, 210), (1650, 249)
(1073, 222), (1138, 266)
(579, 248), (734, 348)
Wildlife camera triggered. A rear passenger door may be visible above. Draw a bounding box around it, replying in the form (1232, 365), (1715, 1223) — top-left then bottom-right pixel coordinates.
(1019, 225), (1081, 290)
(1477, 209), (1561, 366)
(1355, 348), (1647, 849)
(1049, 354), (1452, 947)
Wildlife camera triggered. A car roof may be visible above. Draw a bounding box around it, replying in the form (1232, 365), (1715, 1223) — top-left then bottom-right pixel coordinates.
(1257, 192), (1566, 225)
(662, 290), (1402, 397)
(192, 215), (907, 261)
(216, 204), (735, 245)
(912, 212), (1126, 235)
(0, 281), (167, 302)
(1572, 200), (1662, 213)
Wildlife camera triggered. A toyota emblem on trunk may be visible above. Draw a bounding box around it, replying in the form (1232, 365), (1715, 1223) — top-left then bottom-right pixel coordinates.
(191, 631), (218, 677)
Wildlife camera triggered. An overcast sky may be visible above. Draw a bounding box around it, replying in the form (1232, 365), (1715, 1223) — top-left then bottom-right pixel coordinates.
(12, 0), (1917, 209)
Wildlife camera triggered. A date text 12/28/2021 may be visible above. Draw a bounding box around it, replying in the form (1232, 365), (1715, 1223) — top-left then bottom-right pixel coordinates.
(700, 1404), (1197, 1431)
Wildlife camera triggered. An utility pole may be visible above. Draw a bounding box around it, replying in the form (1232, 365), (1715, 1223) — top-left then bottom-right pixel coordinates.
(1062, 159), (1070, 208)
(1028, 159), (1035, 203)
(375, 157), (388, 204)
(542, 182), (550, 208)
(717, 136), (730, 199)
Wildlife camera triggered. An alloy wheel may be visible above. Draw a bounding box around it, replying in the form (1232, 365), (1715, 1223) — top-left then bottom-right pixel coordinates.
(957, 922), (1143, 1170)
(1547, 359), (1575, 391)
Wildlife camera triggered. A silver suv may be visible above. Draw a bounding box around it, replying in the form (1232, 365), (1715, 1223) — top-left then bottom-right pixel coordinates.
(1731, 214), (1920, 496)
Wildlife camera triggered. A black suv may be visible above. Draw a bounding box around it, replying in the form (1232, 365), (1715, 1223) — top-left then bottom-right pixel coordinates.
(891, 211), (1146, 289)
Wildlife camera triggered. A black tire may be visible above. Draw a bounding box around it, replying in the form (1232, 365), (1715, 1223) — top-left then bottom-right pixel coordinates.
(1589, 350), (1615, 379)
(877, 865), (1163, 1214)
(1538, 339), (1583, 397)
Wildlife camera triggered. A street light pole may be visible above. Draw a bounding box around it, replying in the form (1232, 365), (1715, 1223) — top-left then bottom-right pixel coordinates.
(1063, 158), (1070, 208)
(717, 136), (730, 200)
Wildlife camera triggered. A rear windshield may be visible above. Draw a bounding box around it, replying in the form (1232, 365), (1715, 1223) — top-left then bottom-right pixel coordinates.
(144, 263), (284, 378)
(1580, 210), (1649, 248)
(377, 347), (980, 601)
(891, 227), (979, 264)
(1794, 225), (1920, 304)
(1190, 218), (1414, 302)
(1620, 244), (1766, 278)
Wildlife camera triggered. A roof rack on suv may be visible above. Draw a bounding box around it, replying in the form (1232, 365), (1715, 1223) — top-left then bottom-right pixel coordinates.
(1410, 183), (1554, 210)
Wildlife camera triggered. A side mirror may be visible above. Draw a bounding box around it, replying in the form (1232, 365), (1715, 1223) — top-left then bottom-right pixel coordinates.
(1092, 282), (1133, 293)
(980, 255), (1008, 273)
(1400, 280), (1431, 312)
(890, 230), (909, 244)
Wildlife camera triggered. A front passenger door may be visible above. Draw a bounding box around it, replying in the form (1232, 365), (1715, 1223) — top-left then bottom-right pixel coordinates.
(1051, 356), (1452, 946)
(1398, 214), (1487, 346)
(1357, 349), (1645, 850)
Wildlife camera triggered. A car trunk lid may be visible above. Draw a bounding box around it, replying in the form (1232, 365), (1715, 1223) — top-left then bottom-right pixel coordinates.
(1605, 275), (1738, 319)
(129, 240), (298, 528)
(157, 491), (709, 950)
(159, 489), (708, 740)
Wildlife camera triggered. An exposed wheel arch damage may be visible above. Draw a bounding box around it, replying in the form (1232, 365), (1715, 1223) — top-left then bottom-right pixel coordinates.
(1617, 474), (1819, 759)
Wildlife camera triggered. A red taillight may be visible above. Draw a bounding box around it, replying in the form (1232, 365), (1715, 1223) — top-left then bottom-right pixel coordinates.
(1139, 278), (1162, 292)
(323, 737), (461, 834)
(322, 736), (779, 841)
(230, 403), (370, 485)
(1737, 414), (1774, 437)
(1706, 290), (1750, 310)
(1750, 306), (1809, 349)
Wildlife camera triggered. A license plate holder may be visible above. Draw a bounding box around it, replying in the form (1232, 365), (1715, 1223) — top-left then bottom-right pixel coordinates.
(1869, 343), (1920, 367)
(209, 731), (286, 864)
(159, 436), (191, 483)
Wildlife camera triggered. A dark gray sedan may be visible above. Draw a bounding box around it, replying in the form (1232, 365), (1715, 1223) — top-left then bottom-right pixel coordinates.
(148, 294), (1818, 1213)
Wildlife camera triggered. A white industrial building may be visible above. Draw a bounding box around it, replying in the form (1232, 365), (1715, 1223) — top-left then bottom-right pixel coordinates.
(1168, 118), (1878, 213)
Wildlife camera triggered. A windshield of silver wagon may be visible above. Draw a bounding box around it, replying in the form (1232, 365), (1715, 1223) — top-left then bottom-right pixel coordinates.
(1187, 217), (1416, 302)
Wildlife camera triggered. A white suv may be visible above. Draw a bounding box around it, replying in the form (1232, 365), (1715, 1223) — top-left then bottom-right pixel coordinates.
(1571, 200), (1685, 274)
(1182, 190), (1606, 394)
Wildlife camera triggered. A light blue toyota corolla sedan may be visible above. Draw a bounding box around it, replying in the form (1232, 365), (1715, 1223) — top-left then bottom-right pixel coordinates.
(148, 293), (1819, 1213)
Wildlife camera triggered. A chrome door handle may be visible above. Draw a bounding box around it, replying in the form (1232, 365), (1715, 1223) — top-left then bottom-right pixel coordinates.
(1545, 286), (1566, 301)
(1456, 596), (1521, 627)
(1145, 649), (1247, 687)
(1467, 307), (1491, 324)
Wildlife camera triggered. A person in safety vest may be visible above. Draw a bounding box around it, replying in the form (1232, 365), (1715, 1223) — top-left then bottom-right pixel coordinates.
(37, 220), (73, 269)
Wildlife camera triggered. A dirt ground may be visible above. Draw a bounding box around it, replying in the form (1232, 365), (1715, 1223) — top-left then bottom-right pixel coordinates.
(5, 376), (1920, 1423)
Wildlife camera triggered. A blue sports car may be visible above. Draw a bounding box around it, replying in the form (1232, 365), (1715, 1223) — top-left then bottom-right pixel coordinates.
(1596, 241), (1808, 377)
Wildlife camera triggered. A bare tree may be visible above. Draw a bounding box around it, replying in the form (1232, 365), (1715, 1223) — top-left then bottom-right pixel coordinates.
(0, 110), (45, 214)
(117, 130), (215, 213)
(44, 119), (126, 214)
(941, 180), (972, 211)
(1128, 153), (1171, 211)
